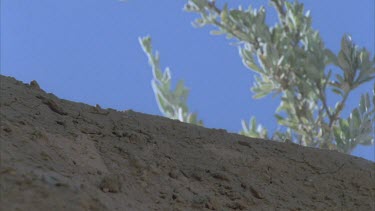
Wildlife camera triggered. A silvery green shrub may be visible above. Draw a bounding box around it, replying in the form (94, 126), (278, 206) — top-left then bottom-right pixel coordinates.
(140, 0), (374, 154)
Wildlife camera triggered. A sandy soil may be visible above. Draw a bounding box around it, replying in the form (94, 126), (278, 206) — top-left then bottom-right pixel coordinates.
(0, 75), (374, 210)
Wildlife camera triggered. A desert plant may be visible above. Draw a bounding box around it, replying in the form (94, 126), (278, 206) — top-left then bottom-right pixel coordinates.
(139, 37), (203, 126)
(140, 0), (374, 154)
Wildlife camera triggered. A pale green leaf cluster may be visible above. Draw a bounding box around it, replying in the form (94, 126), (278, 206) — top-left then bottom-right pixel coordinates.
(240, 117), (268, 139)
(183, 0), (375, 153)
(333, 84), (375, 153)
(140, 0), (374, 154)
(139, 37), (203, 126)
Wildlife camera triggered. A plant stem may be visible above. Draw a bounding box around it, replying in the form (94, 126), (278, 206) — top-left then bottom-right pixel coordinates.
(329, 91), (349, 128)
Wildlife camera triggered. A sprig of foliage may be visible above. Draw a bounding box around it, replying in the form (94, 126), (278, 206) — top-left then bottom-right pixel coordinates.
(139, 36), (203, 126)
(140, 0), (374, 154)
(183, 0), (374, 153)
(333, 84), (375, 153)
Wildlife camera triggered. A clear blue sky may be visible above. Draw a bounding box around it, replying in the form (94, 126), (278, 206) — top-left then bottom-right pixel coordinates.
(1, 0), (374, 161)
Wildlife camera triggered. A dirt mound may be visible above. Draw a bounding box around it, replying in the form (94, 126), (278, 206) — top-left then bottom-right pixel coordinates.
(0, 75), (374, 210)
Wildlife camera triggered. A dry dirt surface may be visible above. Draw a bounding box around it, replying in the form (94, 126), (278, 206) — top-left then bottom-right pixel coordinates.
(0, 75), (374, 211)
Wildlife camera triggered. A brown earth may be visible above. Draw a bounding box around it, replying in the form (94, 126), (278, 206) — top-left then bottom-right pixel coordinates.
(0, 75), (374, 211)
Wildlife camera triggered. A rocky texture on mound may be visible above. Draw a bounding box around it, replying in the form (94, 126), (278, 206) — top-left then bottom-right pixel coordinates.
(0, 75), (374, 211)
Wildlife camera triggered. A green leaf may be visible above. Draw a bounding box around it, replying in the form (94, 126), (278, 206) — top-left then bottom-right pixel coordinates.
(324, 49), (337, 65)
(349, 109), (361, 132)
(240, 47), (262, 73)
(210, 30), (224, 35)
(331, 87), (343, 97)
(275, 114), (284, 121)
(221, 3), (229, 24)
(250, 116), (257, 131)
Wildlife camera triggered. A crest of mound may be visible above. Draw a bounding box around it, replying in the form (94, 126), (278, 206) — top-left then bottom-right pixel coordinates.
(1, 75), (374, 210)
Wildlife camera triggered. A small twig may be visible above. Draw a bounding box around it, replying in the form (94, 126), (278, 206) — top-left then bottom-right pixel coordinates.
(207, 0), (221, 14)
(270, 0), (290, 33)
(329, 91), (350, 128)
(271, 0), (286, 17)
